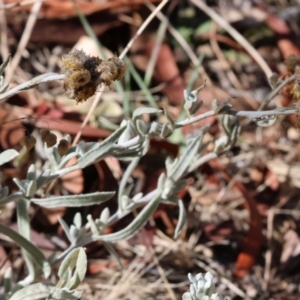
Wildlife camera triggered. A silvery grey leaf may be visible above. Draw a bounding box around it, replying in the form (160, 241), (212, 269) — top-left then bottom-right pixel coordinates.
(120, 195), (131, 211)
(93, 192), (162, 243)
(75, 142), (85, 156)
(13, 178), (26, 194)
(68, 248), (87, 290)
(4, 267), (12, 294)
(73, 213), (82, 229)
(230, 121), (240, 146)
(165, 157), (177, 175)
(182, 292), (193, 300)
(26, 180), (37, 198)
(211, 99), (232, 114)
(183, 84), (205, 117)
(17, 199), (38, 280)
(0, 223), (51, 278)
(0, 149), (19, 166)
(0, 55), (10, 76)
(99, 207), (110, 224)
(136, 119), (149, 135)
(58, 248), (87, 290)
(0, 83), (9, 94)
(77, 126), (126, 168)
(0, 73), (66, 103)
(118, 121), (137, 144)
(170, 128), (207, 181)
(132, 107), (161, 119)
(26, 165), (36, 181)
(157, 173), (166, 190)
(31, 191), (115, 208)
(174, 199), (186, 239)
(214, 136), (229, 155)
(132, 193), (143, 202)
(45, 145), (58, 168)
(69, 225), (79, 243)
(118, 157), (139, 211)
(58, 217), (71, 242)
(160, 124), (173, 138)
(64, 134), (72, 143)
(36, 169), (55, 189)
(161, 177), (175, 200)
(9, 283), (51, 300)
(149, 122), (163, 135)
(51, 288), (82, 300)
(0, 192), (23, 207)
(221, 115), (237, 137)
(163, 107), (175, 130)
(184, 100), (202, 118)
(254, 116), (277, 127)
(87, 215), (101, 235)
(57, 152), (78, 170)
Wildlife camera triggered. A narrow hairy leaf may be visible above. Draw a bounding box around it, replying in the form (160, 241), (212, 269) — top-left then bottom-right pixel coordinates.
(9, 283), (51, 300)
(0, 149), (19, 166)
(51, 287), (83, 300)
(93, 192), (162, 243)
(69, 248), (87, 289)
(132, 107), (161, 119)
(0, 73), (66, 102)
(77, 126), (126, 168)
(26, 165), (36, 181)
(31, 192), (115, 208)
(170, 127), (208, 181)
(58, 248), (87, 290)
(0, 223), (51, 278)
(118, 157), (140, 211)
(174, 199), (186, 239)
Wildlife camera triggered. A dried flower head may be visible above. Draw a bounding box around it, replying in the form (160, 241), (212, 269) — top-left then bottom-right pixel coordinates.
(98, 55), (127, 88)
(61, 49), (102, 104)
(58, 139), (70, 156)
(61, 50), (126, 104)
(40, 130), (57, 148)
(284, 54), (300, 130)
(20, 135), (36, 151)
(285, 54), (300, 74)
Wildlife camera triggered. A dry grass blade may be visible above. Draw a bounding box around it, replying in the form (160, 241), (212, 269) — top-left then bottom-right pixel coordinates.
(4, 0), (43, 84)
(190, 0), (273, 81)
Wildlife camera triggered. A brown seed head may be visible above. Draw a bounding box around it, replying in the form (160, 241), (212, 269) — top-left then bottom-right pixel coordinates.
(60, 50), (126, 103)
(20, 135), (36, 151)
(58, 139), (70, 156)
